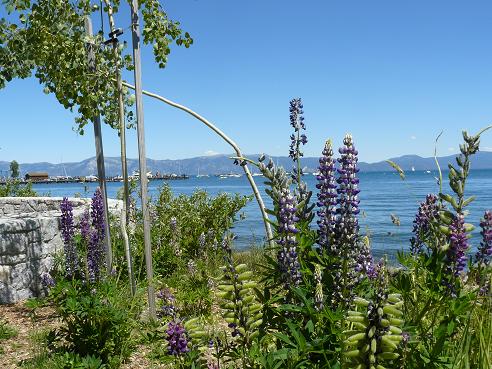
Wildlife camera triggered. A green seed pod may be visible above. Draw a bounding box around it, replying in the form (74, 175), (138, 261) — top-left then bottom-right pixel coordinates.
(242, 295), (256, 304)
(235, 264), (248, 272)
(361, 343), (370, 353)
(370, 338), (377, 353)
(343, 349), (361, 358)
(369, 353), (376, 363)
(184, 317), (200, 329)
(249, 331), (260, 340)
(376, 365), (387, 369)
(381, 336), (398, 350)
(216, 291), (233, 299)
(377, 352), (399, 360)
(241, 282), (257, 289)
(368, 326), (376, 338)
(348, 310), (364, 316)
(224, 302), (235, 310)
(225, 317), (237, 324)
(389, 326), (402, 335)
(387, 294), (401, 303)
(249, 319), (263, 329)
(347, 333), (366, 342)
(377, 307), (384, 317)
(354, 297), (370, 307)
(217, 284), (235, 292)
(238, 271), (254, 281)
(347, 316), (368, 324)
(353, 322), (369, 330)
(383, 306), (403, 317)
(389, 318), (404, 326)
(189, 330), (207, 338)
(385, 335), (403, 342)
(380, 319), (390, 327)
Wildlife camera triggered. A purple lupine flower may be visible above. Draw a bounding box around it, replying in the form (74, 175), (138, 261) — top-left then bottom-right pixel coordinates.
(87, 189), (105, 282)
(40, 272), (55, 288)
(87, 229), (102, 282)
(157, 288), (177, 318)
(476, 210), (492, 265)
(60, 197), (79, 277)
(91, 188), (105, 241)
(199, 232), (206, 253)
(276, 188), (302, 287)
(170, 217), (177, 231)
(410, 194), (439, 254)
(333, 134), (367, 303)
(80, 209), (91, 243)
(445, 214), (469, 278)
(316, 140), (338, 252)
(187, 259), (197, 276)
(165, 320), (189, 355)
(336, 134), (360, 240)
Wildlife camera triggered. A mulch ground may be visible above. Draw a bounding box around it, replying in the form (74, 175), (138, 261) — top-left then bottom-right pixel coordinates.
(0, 302), (167, 368)
(0, 302), (57, 367)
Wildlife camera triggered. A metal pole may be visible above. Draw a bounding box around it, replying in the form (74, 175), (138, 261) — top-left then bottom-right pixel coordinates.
(84, 16), (113, 273)
(130, 0), (156, 318)
(103, 0), (131, 225)
(103, 0), (135, 294)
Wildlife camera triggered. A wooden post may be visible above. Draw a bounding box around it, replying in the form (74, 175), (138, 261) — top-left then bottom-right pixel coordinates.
(130, 0), (156, 318)
(84, 16), (113, 272)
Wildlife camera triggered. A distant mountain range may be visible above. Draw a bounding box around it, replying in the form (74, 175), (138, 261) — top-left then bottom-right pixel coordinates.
(0, 151), (491, 177)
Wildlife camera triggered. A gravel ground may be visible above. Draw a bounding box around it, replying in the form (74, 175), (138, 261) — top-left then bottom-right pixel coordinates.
(0, 302), (167, 368)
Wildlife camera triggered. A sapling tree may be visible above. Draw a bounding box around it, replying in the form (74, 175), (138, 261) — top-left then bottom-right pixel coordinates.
(0, 0), (192, 133)
(9, 160), (19, 178)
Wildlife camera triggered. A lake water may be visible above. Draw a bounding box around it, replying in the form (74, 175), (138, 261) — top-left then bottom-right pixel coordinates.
(31, 169), (492, 260)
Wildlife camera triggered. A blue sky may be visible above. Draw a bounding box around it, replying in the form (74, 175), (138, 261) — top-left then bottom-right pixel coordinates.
(1, 0), (492, 164)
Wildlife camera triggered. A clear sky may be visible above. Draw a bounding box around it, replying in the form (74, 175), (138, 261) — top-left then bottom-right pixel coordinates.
(1, 0), (492, 164)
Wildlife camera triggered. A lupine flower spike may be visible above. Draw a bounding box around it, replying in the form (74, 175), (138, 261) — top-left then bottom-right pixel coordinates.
(410, 194), (439, 255)
(60, 197), (79, 278)
(316, 140), (338, 252)
(165, 320), (189, 355)
(87, 189), (106, 282)
(277, 188), (302, 288)
(476, 210), (492, 266)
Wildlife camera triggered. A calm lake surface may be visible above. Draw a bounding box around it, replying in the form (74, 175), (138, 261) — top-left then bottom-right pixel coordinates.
(32, 169), (492, 260)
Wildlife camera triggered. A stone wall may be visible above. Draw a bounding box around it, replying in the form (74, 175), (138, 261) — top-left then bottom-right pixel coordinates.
(0, 197), (122, 304)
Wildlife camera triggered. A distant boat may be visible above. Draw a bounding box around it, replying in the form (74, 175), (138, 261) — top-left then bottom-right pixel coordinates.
(312, 171), (321, 176)
(196, 168), (209, 178)
(218, 173), (241, 179)
(426, 170), (431, 174)
(411, 166), (415, 172)
(252, 173), (263, 177)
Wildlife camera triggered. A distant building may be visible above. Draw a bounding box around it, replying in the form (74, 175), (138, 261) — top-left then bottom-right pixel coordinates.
(25, 172), (49, 181)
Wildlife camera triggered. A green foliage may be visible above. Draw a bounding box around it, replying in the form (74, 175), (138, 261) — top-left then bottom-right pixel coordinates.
(150, 184), (250, 271)
(0, 178), (37, 196)
(46, 278), (138, 368)
(0, 318), (17, 341)
(10, 159), (19, 177)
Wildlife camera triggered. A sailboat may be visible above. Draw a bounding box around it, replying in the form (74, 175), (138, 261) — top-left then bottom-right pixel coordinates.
(411, 166), (415, 172)
(196, 167), (209, 178)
